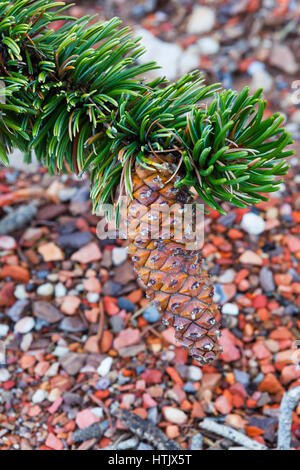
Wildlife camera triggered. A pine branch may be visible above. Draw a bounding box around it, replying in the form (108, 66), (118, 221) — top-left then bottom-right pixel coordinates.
(0, 0), (294, 215)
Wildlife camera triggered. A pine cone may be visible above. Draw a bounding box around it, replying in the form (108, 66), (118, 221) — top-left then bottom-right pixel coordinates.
(127, 155), (222, 364)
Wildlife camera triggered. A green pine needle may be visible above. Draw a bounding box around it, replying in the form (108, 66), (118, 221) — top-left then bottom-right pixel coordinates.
(0, 0), (294, 215)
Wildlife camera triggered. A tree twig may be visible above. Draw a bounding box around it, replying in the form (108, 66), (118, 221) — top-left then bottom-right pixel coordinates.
(277, 386), (300, 450)
(115, 408), (182, 451)
(199, 418), (268, 451)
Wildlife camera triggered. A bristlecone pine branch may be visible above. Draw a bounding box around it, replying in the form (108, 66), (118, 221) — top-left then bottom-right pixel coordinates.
(0, 0), (294, 364)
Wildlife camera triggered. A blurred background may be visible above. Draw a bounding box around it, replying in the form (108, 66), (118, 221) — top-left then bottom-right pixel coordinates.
(0, 0), (300, 451)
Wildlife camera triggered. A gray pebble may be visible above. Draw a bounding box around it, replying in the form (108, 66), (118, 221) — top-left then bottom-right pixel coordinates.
(109, 315), (124, 334)
(116, 437), (139, 450)
(190, 433), (203, 450)
(143, 305), (160, 323)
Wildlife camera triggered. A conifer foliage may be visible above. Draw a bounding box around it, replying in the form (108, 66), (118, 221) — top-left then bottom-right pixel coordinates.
(0, 0), (293, 362)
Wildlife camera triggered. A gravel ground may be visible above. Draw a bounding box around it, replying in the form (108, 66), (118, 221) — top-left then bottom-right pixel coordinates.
(0, 0), (300, 451)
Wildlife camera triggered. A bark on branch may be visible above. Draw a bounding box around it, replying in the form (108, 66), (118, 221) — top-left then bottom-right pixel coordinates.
(277, 386), (300, 450)
(199, 418), (268, 450)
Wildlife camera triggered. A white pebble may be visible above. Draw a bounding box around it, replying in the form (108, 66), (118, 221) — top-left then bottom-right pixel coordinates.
(163, 407), (187, 424)
(222, 303), (239, 316)
(218, 269), (236, 284)
(0, 324), (9, 337)
(90, 407), (104, 419)
(97, 357), (113, 377)
(14, 316), (35, 334)
(112, 247), (128, 266)
(20, 333), (33, 351)
(87, 292), (99, 303)
(14, 285), (28, 300)
(55, 282), (67, 298)
(37, 283), (54, 296)
(48, 388), (61, 402)
(197, 36), (219, 55)
(53, 346), (69, 357)
(45, 362), (60, 377)
(241, 212), (265, 236)
(188, 365), (203, 382)
(186, 6), (215, 34)
(0, 369), (10, 382)
(32, 389), (47, 404)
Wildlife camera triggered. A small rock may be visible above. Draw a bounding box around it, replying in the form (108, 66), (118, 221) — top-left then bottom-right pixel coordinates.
(6, 299), (29, 322)
(215, 395), (233, 414)
(137, 443), (153, 450)
(59, 187), (77, 202)
(109, 315), (124, 334)
(45, 433), (63, 451)
(53, 346), (69, 357)
(143, 305), (160, 323)
(186, 6), (216, 34)
(97, 357), (113, 377)
(253, 342), (271, 360)
(219, 329), (241, 362)
(219, 269), (236, 284)
(14, 284), (28, 300)
(60, 352), (85, 375)
(57, 232), (92, 250)
(36, 283), (54, 297)
(60, 296), (81, 315)
(0, 369), (10, 382)
(190, 433), (203, 450)
(197, 36), (219, 55)
(118, 344), (146, 357)
(241, 212), (265, 235)
(0, 324), (9, 337)
(136, 27), (182, 80)
(113, 328), (141, 350)
(86, 292), (99, 303)
(32, 389), (47, 404)
(233, 369), (250, 387)
(103, 296), (119, 316)
(59, 316), (87, 332)
(117, 297), (135, 312)
(239, 250), (262, 265)
(33, 301), (63, 323)
(14, 316), (35, 334)
(258, 373), (284, 395)
(251, 70), (273, 93)
(162, 406), (187, 425)
(83, 277), (101, 293)
(76, 409), (100, 429)
(102, 281), (122, 297)
(183, 382), (196, 393)
(38, 242), (64, 262)
(55, 282), (67, 298)
(112, 247), (128, 266)
(269, 44), (298, 74)
(71, 242), (102, 263)
(0, 236), (17, 250)
(20, 333), (33, 351)
(264, 339), (280, 353)
(222, 303), (239, 316)
(70, 186), (90, 215)
(186, 365), (202, 384)
(201, 373), (222, 391)
(0, 265), (30, 283)
(117, 437), (139, 450)
(259, 267), (275, 292)
(178, 49), (200, 76)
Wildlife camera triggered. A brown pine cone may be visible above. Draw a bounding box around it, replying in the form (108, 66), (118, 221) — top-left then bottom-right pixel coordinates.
(126, 154), (222, 365)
